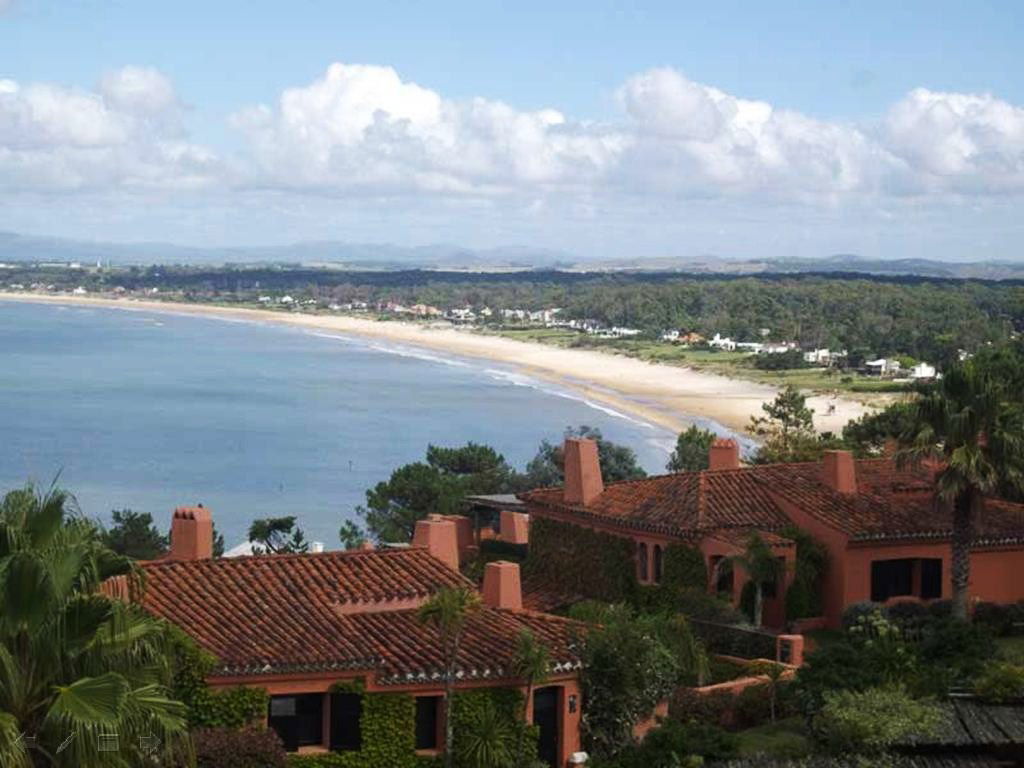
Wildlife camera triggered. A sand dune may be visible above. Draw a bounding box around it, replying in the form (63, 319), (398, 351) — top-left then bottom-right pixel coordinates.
(0, 293), (874, 437)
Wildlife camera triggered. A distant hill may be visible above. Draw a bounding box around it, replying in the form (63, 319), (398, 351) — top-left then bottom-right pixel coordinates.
(1, 231), (1021, 279)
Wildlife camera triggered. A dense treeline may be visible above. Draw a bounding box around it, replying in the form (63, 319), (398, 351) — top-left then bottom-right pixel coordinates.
(6, 263), (1023, 362)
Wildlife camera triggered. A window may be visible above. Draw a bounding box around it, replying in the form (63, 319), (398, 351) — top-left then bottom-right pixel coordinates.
(871, 559), (914, 602)
(415, 696), (441, 750)
(653, 545), (664, 584)
(712, 556), (733, 595)
(637, 543), (649, 582)
(330, 692), (362, 751)
(921, 559), (942, 600)
(268, 694), (323, 752)
(761, 557), (785, 599)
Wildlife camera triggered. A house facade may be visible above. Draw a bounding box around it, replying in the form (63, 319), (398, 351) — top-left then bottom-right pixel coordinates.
(520, 438), (1024, 629)
(116, 508), (585, 766)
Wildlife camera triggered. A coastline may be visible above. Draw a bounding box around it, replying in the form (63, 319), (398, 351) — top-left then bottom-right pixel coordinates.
(0, 293), (874, 436)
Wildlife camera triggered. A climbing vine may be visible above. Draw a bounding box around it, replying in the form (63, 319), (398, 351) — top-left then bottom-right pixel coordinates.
(527, 518), (706, 612)
(781, 525), (829, 620)
(525, 517), (638, 604)
(287, 693), (417, 768)
(170, 630), (268, 728)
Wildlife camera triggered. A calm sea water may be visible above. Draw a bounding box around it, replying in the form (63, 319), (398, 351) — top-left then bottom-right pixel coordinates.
(0, 301), (676, 548)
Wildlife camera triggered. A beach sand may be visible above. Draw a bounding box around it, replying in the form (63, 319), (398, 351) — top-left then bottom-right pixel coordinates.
(0, 293), (874, 437)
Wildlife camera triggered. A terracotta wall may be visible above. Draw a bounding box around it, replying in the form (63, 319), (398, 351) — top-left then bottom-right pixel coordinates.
(843, 541), (952, 607)
(967, 547), (1024, 604)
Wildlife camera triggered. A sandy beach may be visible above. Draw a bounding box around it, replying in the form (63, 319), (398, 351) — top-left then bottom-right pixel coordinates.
(0, 293), (873, 437)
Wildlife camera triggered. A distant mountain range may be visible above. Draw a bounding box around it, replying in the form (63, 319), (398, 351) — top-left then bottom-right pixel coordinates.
(1, 231), (1021, 280)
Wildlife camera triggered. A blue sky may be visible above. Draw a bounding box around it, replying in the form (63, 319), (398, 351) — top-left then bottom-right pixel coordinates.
(1, 0), (1023, 261)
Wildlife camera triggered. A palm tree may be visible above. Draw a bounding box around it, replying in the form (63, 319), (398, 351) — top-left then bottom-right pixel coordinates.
(751, 660), (787, 722)
(512, 629), (550, 767)
(455, 697), (516, 768)
(899, 363), (1024, 621)
(731, 533), (783, 628)
(418, 585), (482, 768)
(0, 484), (191, 768)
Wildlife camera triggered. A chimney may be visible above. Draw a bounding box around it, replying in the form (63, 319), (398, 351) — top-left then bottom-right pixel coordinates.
(822, 450), (857, 494)
(169, 506), (213, 561)
(482, 560), (522, 611)
(563, 438), (603, 506)
(708, 438), (740, 471)
(412, 516), (459, 570)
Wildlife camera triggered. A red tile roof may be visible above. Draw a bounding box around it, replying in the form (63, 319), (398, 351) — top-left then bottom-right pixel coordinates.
(137, 547), (580, 681)
(520, 458), (1024, 546)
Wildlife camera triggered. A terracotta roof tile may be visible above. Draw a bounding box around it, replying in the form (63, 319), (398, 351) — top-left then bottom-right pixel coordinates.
(521, 458), (1024, 546)
(137, 547), (581, 682)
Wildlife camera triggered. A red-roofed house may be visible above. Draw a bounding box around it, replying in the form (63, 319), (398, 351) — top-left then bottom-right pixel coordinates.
(520, 438), (1024, 630)
(116, 509), (584, 766)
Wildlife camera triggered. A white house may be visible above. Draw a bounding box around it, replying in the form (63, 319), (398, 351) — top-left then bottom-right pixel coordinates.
(909, 362), (937, 380)
(709, 333), (737, 351)
(865, 358), (902, 376)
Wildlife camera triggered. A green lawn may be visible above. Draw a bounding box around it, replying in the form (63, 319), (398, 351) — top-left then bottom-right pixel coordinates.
(736, 717), (811, 759)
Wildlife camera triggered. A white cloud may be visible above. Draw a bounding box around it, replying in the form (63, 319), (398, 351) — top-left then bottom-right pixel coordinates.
(0, 66), (217, 191)
(232, 62), (625, 195)
(884, 87), (1024, 194)
(2, 61), (1023, 213)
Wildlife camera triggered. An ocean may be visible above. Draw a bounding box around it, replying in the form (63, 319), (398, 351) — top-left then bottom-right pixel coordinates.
(0, 301), (677, 549)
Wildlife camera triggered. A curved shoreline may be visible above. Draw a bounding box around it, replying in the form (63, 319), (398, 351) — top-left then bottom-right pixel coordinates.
(0, 293), (873, 436)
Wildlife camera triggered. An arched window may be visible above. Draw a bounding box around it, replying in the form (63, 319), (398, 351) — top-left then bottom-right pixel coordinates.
(637, 542), (649, 582)
(653, 545), (664, 584)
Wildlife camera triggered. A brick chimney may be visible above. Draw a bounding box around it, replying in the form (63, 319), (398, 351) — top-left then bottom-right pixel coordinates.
(822, 450), (857, 494)
(563, 438), (603, 506)
(708, 438), (740, 471)
(169, 506), (213, 561)
(482, 560), (522, 611)
(412, 516), (459, 570)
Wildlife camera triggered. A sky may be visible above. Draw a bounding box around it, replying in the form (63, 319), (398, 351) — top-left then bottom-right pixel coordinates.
(1, 0), (1023, 261)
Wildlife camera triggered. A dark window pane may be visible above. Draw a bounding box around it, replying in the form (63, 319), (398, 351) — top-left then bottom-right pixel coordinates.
(921, 559), (942, 600)
(870, 559), (914, 602)
(638, 543), (648, 582)
(415, 697), (440, 750)
(653, 545), (664, 584)
(268, 694), (323, 752)
(330, 693), (362, 752)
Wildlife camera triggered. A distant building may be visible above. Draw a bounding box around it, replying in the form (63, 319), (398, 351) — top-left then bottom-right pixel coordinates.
(865, 358), (901, 376)
(72, 286), (88, 295)
(909, 362), (938, 380)
(279, 295), (295, 305)
(709, 333), (737, 351)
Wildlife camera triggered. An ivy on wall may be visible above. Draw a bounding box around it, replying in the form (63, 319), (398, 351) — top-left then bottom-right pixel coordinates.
(526, 517), (707, 611)
(525, 517), (639, 604)
(171, 630), (269, 729)
(286, 688), (536, 768)
(287, 693), (416, 768)
(780, 525), (829, 620)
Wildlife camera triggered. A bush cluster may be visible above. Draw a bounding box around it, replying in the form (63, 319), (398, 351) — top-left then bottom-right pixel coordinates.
(193, 727), (286, 768)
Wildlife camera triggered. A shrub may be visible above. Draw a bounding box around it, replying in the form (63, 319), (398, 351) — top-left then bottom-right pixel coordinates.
(670, 688), (734, 728)
(973, 661), (1024, 703)
(732, 682), (796, 729)
(841, 602), (880, 632)
(926, 599), (953, 619)
(193, 727), (286, 768)
(592, 719), (737, 768)
(916, 616), (995, 689)
(813, 687), (942, 756)
(885, 600), (928, 626)
(973, 601), (1024, 636)
(676, 588), (746, 625)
